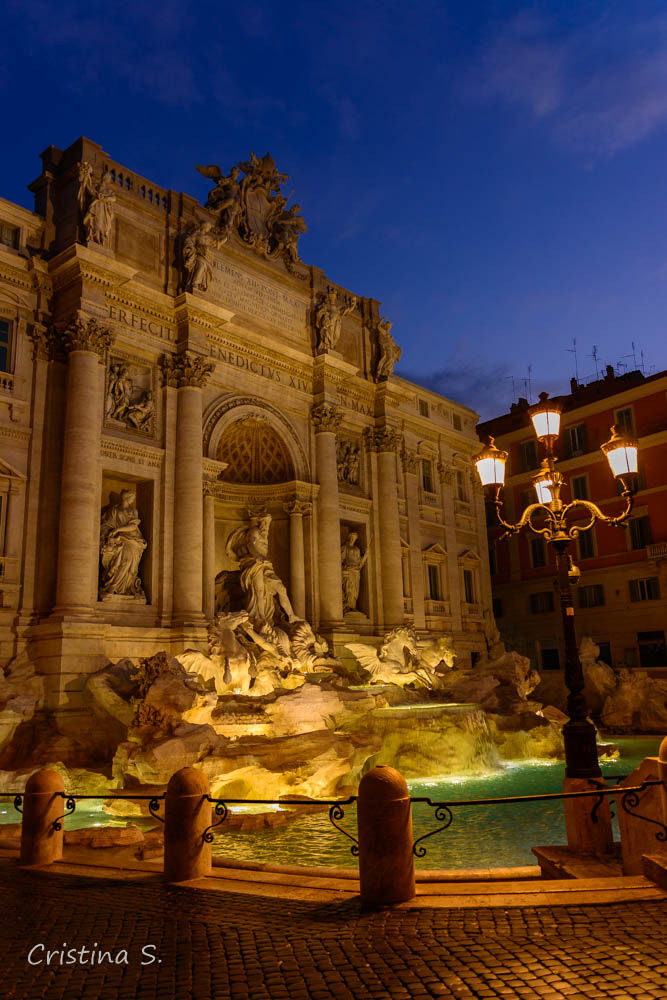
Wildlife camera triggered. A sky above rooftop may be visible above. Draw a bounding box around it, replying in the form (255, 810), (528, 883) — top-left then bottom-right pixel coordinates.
(2, 0), (667, 419)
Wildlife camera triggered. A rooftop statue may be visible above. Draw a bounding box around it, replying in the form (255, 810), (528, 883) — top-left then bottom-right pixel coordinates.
(195, 152), (307, 268)
(374, 318), (402, 380)
(78, 163), (116, 246)
(315, 288), (357, 352)
(182, 220), (217, 293)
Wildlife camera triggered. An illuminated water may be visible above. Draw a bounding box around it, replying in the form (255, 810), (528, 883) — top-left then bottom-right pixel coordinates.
(208, 735), (661, 870)
(0, 736), (659, 870)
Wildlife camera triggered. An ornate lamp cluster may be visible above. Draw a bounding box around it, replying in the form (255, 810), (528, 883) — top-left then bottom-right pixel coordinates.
(473, 392), (639, 779)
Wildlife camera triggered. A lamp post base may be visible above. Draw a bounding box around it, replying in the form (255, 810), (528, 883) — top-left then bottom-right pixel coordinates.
(563, 718), (601, 779)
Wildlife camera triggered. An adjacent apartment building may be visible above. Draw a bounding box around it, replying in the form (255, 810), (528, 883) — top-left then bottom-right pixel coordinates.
(478, 366), (667, 671)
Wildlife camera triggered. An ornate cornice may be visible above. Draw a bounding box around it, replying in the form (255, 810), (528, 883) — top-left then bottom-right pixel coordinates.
(311, 402), (342, 433)
(60, 314), (114, 359)
(159, 351), (215, 388)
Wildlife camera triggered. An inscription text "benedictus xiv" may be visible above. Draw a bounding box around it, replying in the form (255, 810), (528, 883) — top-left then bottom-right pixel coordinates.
(208, 344), (310, 393)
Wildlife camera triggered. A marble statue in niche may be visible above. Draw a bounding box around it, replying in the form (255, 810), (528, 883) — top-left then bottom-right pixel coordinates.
(315, 288), (357, 352)
(105, 361), (155, 434)
(336, 439), (361, 486)
(99, 489), (147, 602)
(77, 163), (116, 246)
(341, 530), (368, 613)
(374, 318), (402, 380)
(225, 513), (298, 626)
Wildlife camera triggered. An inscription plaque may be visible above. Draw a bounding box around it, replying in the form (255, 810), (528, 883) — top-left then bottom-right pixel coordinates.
(211, 259), (307, 334)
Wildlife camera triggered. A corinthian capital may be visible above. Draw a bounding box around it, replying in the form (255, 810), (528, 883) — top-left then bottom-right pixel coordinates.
(160, 351), (215, 388)
(283, 499), (312, 516)
(311, 402), (342, 433)
(365, 426), (402, 453)
(61, 314), (114, 359)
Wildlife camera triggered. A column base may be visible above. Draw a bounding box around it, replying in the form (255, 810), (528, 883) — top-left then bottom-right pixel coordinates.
(563, 718), (601, 778)
(563, 777), (614, 856)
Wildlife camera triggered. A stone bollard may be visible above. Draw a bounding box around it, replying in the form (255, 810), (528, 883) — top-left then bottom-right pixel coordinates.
(357, 765), (415, 906)
(164, 766), (211, 883)
(20, 768), (65, 867)
(660, 736), (667, 830)
(562, 776), (614, 856)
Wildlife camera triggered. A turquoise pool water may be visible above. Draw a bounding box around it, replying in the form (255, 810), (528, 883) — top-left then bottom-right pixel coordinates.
(0, 736), (659, 870)
(207, 735), (661, 870)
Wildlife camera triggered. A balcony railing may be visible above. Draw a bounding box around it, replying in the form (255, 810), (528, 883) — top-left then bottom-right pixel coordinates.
(648, 542), (667, 561)
(462, 602), (482, 617)
(425, 599), (450, 616)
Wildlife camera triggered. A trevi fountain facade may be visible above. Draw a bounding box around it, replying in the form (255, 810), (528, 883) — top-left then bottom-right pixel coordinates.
(0, 137), (569, 811)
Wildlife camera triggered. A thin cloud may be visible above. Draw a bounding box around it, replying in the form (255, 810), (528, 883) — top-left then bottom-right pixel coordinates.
(466, 8), (667, 158)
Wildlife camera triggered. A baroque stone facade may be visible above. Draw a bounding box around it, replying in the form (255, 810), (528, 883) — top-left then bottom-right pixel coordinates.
(0, 136), (492, 714)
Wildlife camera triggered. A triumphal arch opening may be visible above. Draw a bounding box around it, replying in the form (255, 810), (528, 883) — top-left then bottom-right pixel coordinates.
(0, 136), (493, 723)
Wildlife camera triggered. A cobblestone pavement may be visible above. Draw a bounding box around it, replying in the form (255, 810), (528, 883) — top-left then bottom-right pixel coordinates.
(1, 861), (666, 1000)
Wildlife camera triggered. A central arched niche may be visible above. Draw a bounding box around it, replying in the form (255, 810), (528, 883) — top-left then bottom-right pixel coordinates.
(217, 416), (294, 485)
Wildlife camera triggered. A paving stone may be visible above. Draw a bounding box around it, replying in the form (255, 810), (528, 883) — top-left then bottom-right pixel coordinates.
(1, 859), (666, 999)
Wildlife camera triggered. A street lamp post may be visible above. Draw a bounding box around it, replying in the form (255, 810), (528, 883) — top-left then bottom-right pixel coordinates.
(474, 394), (639, 780)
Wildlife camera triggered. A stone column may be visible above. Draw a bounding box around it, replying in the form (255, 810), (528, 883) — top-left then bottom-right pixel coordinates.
(373, 428), (404, 628)
(438, 461), (462, 632)
(19, 325), (50, 618)
(161, 352), (214, 625)
(54, 316), (113, 614)
(202, 484), (216, 621)
(311, 404), (343, 625)
(402, 451), (426, 629)
(284, 500), (311, 620)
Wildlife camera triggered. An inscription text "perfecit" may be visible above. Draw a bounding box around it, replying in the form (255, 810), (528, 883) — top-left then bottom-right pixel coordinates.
(108, 306), (173, 341)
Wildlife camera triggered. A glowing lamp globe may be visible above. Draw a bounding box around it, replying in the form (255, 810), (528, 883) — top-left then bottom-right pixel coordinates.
(601, 425), (638, 477)
(529, 392), (563, 440)
(474, 437), (508, 488)
(533, 461), (554, 504)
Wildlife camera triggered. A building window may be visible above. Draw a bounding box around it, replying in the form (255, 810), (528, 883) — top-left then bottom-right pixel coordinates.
(530, 537), (546, 568)
(0, 221), (19, 250)
(519, 440), (539, 472)
(492, 597), (503, 618)
(419, 399), (429, 418)
(570, 475), (589, 501)
(452, 413), (462, 431)
(541, 648), (560, 670)
(629, 577), (660, 602)
(597, 641), (611, 665)
(427, 563), (442, 601)
(579, 584), (605, 608)
(456, 470), (469, 502)
(637, 631), (666, 668)
(578, 528), (595, 560)
(463, 569), (475, 604)
(488, 544), (496, 575)
(0, 321), (11, 373)
(629, 516), (652, 550)
(566, 423), (587, 456)
(421, 459), (434, 493)
(530, 591), (554, 613)
(615, 407), (634, 434)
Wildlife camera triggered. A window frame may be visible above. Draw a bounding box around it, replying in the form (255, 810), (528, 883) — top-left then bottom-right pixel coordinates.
(615, 406), (634, 435)
(0, 319), (12, 374)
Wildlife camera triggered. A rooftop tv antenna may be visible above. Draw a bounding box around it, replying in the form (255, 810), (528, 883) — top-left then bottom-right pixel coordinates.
(590, 345), (601, 380)
(505, 375), (517, 404)
(566, 338), (579, 383)
(523, 365), (533, 403)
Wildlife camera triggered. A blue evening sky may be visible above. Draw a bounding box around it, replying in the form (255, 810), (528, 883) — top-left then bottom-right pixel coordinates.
(2, 1), (667, 418)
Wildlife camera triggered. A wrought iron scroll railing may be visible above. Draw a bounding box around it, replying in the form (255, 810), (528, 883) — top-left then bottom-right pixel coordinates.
(1, 793), (166, 832)
(410, 778), (664, 858)
(202, 796), (359, 854)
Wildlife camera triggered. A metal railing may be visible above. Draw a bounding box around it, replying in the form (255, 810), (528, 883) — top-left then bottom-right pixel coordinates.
(2, 778), (665, 862)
